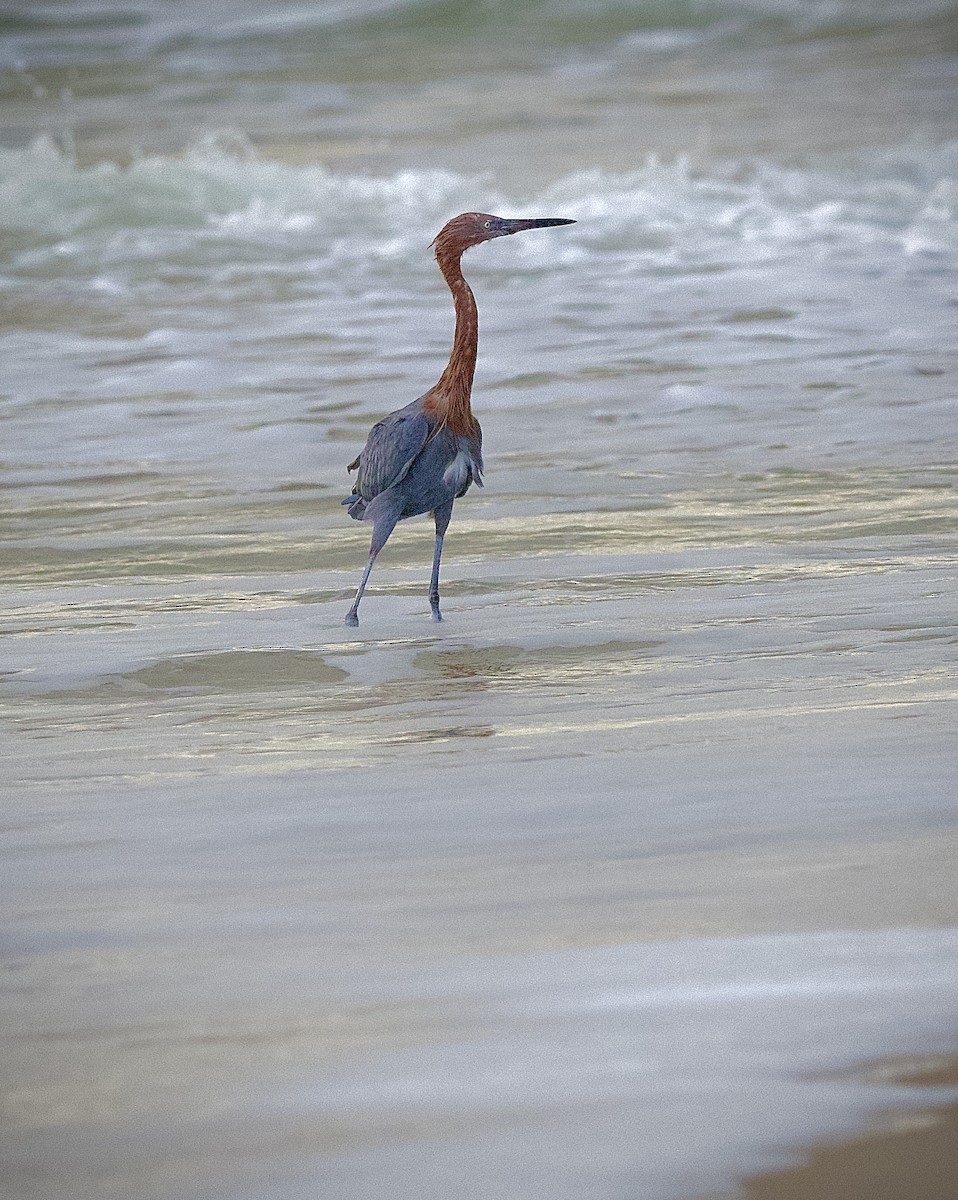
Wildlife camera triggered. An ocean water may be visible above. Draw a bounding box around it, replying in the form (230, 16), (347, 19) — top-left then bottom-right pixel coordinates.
(2, 2), (957, 1198)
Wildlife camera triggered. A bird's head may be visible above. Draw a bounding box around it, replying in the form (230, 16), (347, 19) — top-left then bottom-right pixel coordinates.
(432, 212), (575, 259)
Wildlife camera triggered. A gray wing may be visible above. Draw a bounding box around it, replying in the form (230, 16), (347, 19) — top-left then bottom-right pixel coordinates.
(351, 403), (432, 501)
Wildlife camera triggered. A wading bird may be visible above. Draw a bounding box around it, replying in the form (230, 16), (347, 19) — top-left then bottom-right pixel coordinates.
(342, 211), (574, 626)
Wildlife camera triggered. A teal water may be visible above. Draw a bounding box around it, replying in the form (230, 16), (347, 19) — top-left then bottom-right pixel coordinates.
(2, 3), (958, 1198)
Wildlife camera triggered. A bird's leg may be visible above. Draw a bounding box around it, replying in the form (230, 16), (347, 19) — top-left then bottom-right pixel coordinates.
(429, 502), (454, 622)
(345, 515), (398, 627)
(428, 539), (443, 621)
(344, 551), (378, 627)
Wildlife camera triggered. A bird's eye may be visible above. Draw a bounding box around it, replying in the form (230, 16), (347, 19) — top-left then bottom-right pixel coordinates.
(483, 220), (493, 229)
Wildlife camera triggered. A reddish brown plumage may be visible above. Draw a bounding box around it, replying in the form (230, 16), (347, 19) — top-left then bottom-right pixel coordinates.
(421, 213), (499, 438)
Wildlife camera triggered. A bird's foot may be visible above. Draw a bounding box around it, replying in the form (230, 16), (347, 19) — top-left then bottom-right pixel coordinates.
(345, 609), (359, 628)
(430, 601), (443, 623)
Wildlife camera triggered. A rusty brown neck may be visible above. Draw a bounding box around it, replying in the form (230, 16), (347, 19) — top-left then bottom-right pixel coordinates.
(425, 244), (480, 437)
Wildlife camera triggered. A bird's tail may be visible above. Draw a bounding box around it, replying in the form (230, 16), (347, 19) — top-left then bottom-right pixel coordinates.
(341, 493), (367, 520)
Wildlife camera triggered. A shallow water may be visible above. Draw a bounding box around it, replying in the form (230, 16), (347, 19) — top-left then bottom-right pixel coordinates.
(2, 2), (958, 1197)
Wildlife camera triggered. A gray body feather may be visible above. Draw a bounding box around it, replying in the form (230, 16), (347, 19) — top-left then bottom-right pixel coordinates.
(343, 397), (483, 538)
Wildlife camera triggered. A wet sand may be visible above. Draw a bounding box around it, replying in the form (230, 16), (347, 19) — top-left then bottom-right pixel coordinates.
(742, 1092), (958, 1200)
(4, 502), (958, 1198)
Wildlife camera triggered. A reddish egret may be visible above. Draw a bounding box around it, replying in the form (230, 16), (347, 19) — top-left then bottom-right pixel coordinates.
(342, 211), (575, 626)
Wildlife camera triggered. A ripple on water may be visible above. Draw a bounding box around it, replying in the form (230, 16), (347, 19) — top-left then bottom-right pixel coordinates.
(127, 649), (348, 693)
(412, 640), (663, 691)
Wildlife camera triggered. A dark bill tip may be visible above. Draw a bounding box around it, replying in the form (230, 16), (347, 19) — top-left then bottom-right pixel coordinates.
(498, 217), (576, 234)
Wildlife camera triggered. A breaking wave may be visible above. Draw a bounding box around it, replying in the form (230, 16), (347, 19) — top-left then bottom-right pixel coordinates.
(2, 134), (956, 275)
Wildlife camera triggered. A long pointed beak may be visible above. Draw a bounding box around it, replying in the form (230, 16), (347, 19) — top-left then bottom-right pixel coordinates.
(496, 217), (576, 235)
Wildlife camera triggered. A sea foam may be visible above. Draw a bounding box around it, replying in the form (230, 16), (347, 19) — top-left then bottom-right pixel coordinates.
(1, 135), (955, 273)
